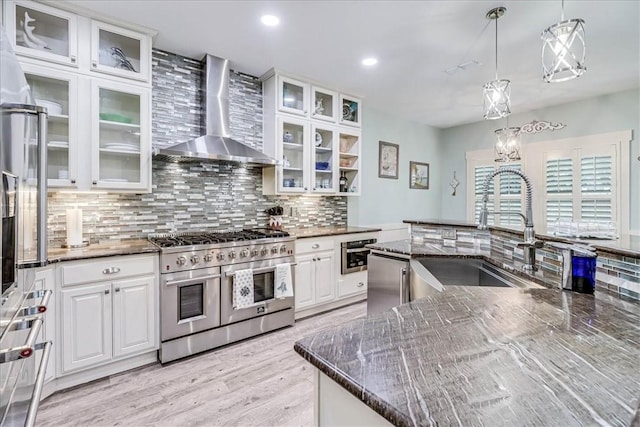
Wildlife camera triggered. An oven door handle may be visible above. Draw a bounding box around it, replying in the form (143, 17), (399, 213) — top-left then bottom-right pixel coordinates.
(345, 247), (371, 253)
(165, 274), (221, 286)
(225, 262), (297, 278)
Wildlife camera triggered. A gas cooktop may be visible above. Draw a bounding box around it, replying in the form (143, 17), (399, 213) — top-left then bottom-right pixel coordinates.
(149, 228), (290, 248)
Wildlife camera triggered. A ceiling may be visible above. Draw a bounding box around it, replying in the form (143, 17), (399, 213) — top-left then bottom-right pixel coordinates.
(60, 0), (639, 129)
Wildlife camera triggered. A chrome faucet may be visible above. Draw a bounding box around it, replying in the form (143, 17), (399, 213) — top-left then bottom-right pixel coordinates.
(477, 168), (543, 271)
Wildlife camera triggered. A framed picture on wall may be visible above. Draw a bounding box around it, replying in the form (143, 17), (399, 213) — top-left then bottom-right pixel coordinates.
(409, 161), (429, 189)
(378, 141), (399, 179)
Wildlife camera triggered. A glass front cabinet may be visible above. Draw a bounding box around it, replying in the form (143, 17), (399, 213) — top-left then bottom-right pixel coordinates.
(21, 63), (78, 188)
(90, 20), (151, 83)
(91, 80), (150, 191)
(5, 0), (79, 67)
(261, 70), (362, 196)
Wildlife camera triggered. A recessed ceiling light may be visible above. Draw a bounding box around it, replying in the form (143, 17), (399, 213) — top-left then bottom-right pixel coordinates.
(361, 57), (378, 67)
(261, 15), (280, 27)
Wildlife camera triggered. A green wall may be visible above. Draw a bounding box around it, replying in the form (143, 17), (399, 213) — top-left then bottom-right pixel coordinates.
(438, 89), (640, 232)
(348, 106), (442, 226)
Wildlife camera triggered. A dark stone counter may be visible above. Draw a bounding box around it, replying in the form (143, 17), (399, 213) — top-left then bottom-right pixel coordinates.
(287, 226), (381, 239)
(47, 239), (159, 263)
(295, 286), (640, 426)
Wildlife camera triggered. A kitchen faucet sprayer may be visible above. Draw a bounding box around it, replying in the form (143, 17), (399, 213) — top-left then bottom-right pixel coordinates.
(477, 168), (542, 271)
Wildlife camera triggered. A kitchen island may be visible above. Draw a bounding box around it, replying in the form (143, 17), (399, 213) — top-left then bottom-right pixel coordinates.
(294, 284), (640, 426)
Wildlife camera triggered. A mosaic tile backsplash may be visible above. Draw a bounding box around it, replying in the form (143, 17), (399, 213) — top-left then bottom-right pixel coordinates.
(410, 224), (640, 301)
(47, 49), (347, 245)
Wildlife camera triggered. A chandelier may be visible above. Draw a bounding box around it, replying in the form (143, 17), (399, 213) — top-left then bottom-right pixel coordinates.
(483, 7), (511, 120)
(494, 127), (521, 162)
(541, 0), (586, 82)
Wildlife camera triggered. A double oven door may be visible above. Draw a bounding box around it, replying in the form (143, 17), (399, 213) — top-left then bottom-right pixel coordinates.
(220, 257), (295, 326)
(160, 266), (221, 342)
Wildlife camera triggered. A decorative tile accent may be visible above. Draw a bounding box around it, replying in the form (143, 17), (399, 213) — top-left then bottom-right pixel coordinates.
(409, 223), (640, 300)
(47, 49), (347, 246)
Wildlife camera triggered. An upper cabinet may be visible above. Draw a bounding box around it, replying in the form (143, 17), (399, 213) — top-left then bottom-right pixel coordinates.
(5, 0), (79, 67)
(261, 69), (362, 196)
(4, 0), (154, 193)
(90, 20), (150, 82)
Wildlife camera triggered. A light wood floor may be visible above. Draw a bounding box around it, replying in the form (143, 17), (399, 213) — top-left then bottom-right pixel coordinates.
(37, 302), (367, 427)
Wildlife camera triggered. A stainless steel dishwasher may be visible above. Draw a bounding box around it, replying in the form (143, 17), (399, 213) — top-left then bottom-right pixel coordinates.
(366, 251), (410, 316)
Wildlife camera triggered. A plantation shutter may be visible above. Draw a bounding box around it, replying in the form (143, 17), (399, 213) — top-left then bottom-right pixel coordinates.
(545, 158), (573, 224)
(580, 156), (613, 222)
(498, 164), (522, 226)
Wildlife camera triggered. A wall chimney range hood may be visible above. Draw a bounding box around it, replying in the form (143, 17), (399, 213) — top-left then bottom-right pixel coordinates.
(155, 55), (277, 166)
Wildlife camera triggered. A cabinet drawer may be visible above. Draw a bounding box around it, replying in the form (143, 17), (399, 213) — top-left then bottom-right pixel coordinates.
(338, 271), (367, 297)
(60, 255), (155, 287)
(296, 238), (335, 254)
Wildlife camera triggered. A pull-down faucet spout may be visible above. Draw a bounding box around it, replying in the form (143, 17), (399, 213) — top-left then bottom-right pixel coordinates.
(477, 168), (542, 271)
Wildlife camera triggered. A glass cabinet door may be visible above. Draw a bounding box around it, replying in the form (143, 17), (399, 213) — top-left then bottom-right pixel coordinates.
(311, 87), (337, 122)
(22, 64), (78, 188)
(6, 0), (78, 66)
(91, 80), (150, 190)
(91, 20), (150, 82)
(311, 125), (336, 193)
(278, 117), (309, 193)
(277, 76), (308, 116)
(339, 95), (362, 128)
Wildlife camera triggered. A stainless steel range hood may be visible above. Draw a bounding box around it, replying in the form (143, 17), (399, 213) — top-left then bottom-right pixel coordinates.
(155, 55), (277, 166)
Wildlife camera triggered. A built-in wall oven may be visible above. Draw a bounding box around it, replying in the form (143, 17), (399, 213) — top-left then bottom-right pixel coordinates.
(341, 238), (377, 274)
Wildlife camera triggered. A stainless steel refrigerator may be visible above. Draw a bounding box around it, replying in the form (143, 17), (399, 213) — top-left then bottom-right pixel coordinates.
(1, 25), (51, 427)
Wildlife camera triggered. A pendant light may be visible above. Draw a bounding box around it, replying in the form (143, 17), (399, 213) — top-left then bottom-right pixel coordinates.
(483, 7), (510, 120)
(494, 126), (521, 162)
(541, 0), (586, 82)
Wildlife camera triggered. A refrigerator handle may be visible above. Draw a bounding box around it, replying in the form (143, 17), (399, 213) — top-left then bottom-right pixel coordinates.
(36, 110), (48, 266)
(400, 267), (407, 304)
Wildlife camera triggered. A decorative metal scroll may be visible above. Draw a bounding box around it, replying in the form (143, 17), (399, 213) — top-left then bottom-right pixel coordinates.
(518, 120), (566, 135)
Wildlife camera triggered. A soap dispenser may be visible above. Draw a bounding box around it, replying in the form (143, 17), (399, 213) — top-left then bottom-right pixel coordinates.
(550, 243), (597, 294)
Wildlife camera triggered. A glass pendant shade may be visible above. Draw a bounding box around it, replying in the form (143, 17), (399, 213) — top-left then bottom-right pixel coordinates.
(494, 127), (521, 162)
(542, 18), (586, 82)
(483, 79), (511, 120)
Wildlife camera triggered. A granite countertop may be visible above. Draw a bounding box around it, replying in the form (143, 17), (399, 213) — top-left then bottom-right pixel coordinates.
(47, 239), (159, 263)
(295, 286), (640, 426)
(287, 226), (381, 239)
(405, 219), (640, 257)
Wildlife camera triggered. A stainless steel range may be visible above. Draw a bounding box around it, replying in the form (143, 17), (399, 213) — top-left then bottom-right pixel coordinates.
(149, 229), (296, 363)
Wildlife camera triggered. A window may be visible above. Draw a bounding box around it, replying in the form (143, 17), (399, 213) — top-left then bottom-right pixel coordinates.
(466, 130), (631, 233)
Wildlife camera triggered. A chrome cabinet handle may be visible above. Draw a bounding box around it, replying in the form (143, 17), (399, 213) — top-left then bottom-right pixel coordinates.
(0, 317), (43, 363)
(71, 179), (76, 184)
(104, 289), (110, 295)
(357, 282), (365, 287)
(400, 268), (407, 304)
(70, 55), (77, 63)
(24, 341), (53, 427)
(19, 289), (52, 316)
(93, 180), (97, 185)
(312, 244), (320, 249)
(92, 60), (98, 68)
(102, 267), (121, 275)
(115, 288), (120, 292)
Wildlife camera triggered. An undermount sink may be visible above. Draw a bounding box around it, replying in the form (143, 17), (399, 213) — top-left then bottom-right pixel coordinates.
(409, 257), (544, 301)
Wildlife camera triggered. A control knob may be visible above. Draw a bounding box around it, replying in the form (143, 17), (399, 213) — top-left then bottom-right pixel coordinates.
(190, 255), (200, 264)
(250, 249), (259, 257)
(216, 252), (225, 261)
(229, 250), (237, 259)
(279, 245), (287, 254)
(240, 249), (249, 258)
(260, 248), (268, 256)
(176, 256), (187, 266)
(271, 246), (278, 254)
(204, 253), (214, 262)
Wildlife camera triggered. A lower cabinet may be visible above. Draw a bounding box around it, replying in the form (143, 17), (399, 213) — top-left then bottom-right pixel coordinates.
(295, 251), (336, 310)
(58, 254), (158, 375)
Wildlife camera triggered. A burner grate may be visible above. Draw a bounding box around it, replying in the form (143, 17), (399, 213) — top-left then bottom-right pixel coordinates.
(148, 228), (290, 248)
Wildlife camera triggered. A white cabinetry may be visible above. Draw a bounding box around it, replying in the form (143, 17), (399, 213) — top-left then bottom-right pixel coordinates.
(4, 0), (154, 192)
(262, 69), (362, 196)
(295, 238), (336, 312)
(58, 254), (158, 375)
